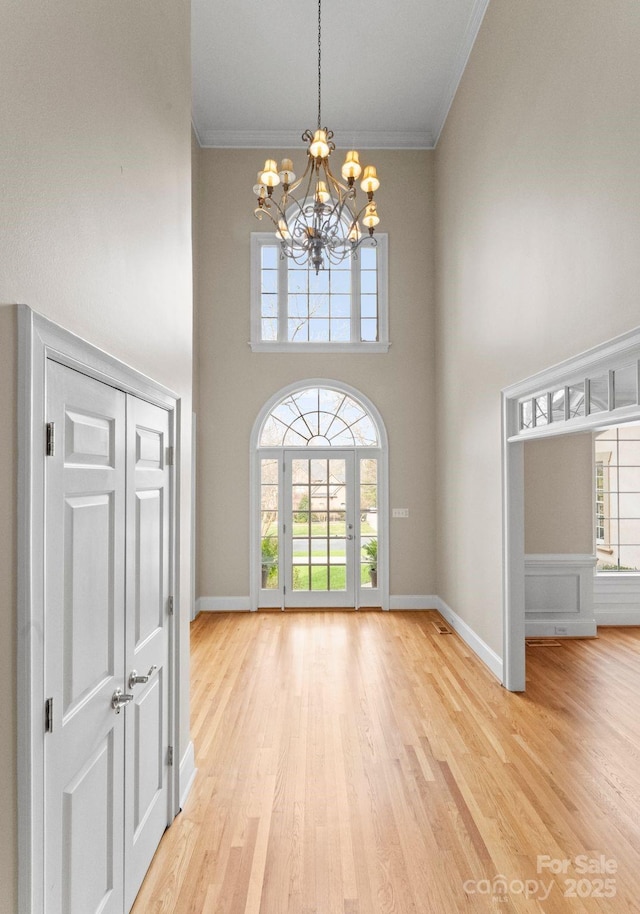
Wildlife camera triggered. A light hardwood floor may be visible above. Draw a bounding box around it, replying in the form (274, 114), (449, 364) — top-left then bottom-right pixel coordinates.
(132, 612), (640, 913)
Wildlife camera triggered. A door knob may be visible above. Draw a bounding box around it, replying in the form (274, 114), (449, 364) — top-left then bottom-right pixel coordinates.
(128, 665), (157, 690)
(347, 534), (354, 540)
(111, 689), (134, 714)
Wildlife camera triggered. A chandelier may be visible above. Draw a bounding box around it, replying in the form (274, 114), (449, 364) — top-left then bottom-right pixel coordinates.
(253, 0), (381, 274)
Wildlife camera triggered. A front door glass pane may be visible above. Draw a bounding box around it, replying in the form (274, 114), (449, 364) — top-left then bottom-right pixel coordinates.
(291, 457), (348, 592)
(261, 459), (279, 589)
(360, 458), (378, 588)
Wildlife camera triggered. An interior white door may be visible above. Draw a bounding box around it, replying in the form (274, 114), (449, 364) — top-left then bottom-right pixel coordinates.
(124, 396), (171, 911)
(44, 363), (172, 914)
(284, 450), (356, 608)
(45, 362), (127, 914)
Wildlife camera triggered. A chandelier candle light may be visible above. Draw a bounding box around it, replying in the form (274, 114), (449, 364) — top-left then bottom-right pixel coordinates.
(253, 0), (381, 274)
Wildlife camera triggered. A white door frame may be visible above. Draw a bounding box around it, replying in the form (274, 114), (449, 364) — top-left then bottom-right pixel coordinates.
(250, 379), (389, 612)
(17, 305), (183, 913)
(502, 325), (640, 691)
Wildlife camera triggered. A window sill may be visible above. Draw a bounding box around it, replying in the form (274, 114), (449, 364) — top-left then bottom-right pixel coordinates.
(249, 341), (391, 354)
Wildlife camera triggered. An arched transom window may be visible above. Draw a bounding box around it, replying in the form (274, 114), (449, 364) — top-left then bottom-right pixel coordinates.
(259, 387), (379, 448)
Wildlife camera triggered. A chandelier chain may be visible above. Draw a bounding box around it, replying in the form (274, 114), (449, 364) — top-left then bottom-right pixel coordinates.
(252, 0), (381, 274)
(317, 0), (322, 129)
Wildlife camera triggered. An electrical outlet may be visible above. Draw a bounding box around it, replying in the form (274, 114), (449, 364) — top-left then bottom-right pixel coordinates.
(554, 625), (568, 635)
(392, 508), (409, 518)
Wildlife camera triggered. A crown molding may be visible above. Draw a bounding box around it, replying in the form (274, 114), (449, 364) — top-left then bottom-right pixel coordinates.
(191, 118), (203, 147)
(196, 127), (435, 150)
(432, 0), (491, 147)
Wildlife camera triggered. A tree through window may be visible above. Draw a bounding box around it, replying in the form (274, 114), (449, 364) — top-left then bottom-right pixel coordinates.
(259, 387), (379, 448)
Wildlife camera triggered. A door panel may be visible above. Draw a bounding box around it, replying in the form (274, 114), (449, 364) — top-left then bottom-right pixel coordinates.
(284, 450), (356, 608)
(45, 362), (126, 914)
(46, 364), (172, 914)
(124, 396), (171, 911)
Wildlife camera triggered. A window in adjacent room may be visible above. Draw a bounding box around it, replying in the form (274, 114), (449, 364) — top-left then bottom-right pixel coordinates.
(595, 424), (640, 572)
(250, 233), (389, 352)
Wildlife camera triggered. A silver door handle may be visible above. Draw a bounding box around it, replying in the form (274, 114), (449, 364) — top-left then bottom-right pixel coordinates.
(128, 665), (157, 690)
(111, 689), (134, 714)
(347, 534), (354, 540)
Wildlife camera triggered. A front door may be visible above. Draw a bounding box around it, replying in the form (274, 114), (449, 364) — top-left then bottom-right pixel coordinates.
(284, 450), (356, 608)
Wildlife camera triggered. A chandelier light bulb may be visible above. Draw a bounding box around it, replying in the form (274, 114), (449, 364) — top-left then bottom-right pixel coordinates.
(253, 171), (267, 197)
(315, 181), (330, 204)
(360, 165), (380, 194)
(348, 223), (362, 242)
(341, 150), (362, 181)
(278, 159), (296, 185)
(363, 202), (380, 229)
(309, 129), (330, 159)
(260, 159), (281, 187)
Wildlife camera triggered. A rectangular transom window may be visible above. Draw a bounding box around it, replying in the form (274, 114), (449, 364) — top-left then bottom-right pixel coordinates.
(251, 233), (389, 352)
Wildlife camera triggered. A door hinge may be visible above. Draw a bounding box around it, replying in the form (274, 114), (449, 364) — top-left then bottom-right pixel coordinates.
(168, 595), (174, 615)
(168, 746), (174, 766)
(283, 523), (286, 534)
(46, 422), (55, 457)
(45, 697), (54, 733)
(166, 446), (174, 466)
(283, 585), (286, 595)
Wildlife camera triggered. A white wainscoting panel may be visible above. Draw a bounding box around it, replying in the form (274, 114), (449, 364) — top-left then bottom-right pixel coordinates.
(525, 554), (597, 637)
(594, 575), (640, 625)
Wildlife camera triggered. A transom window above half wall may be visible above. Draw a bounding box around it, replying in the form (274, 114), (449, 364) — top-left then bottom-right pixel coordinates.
(250, 233), (389, 352)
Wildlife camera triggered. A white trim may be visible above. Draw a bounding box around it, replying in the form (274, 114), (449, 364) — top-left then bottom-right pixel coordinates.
(250, 233), (389, 352)
(525, 553), (597, 566)
(191, 118), (203, 147)
(197, 596), (252, 612)
(504, 325), (640, 403)
(179, 741), (197, 809)
(17, 305), (183, 913)
(526, 620), (597, 637)
(524, 554), (597, 638)
(250, 379), (390, 614)
(250, 341), (391, 354)
(502, 395), (526, 691)
(595, 611), (640, 626)
(594, 573), (640, 625)
(502, 324), (640, 694)
(389, 595), (440, 610)
(196, 128), (435, 150)
(433, 0), (491, 147)
(436, 597), (504, 683)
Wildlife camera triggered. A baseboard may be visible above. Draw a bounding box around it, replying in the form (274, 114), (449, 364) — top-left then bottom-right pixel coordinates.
(436, 598), (503, 683)
(526, 619), (597, 637)
(595, 611), (640, 626)
(389, 595), (440, 610)
(197, 595), (442, 612)
(179, 741), (197, 809)
(197, 596), (251, 612)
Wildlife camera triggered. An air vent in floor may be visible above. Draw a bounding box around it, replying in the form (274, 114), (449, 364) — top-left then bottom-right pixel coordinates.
(433, 622), (452, 634)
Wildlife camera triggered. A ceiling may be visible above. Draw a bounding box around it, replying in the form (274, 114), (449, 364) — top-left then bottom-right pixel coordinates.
(192, 0), (490, 150)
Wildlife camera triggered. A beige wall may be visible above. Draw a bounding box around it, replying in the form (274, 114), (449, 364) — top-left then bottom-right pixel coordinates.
(435, 0), (640, 653)
(192, 128), (202, 415)
(524, 434), (594, 555)
(0, 0), (193, 908)
(195, 148), (435, 599)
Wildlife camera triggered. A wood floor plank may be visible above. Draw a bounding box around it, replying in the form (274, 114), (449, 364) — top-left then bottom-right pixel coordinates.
(132, 612), (640, 913)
